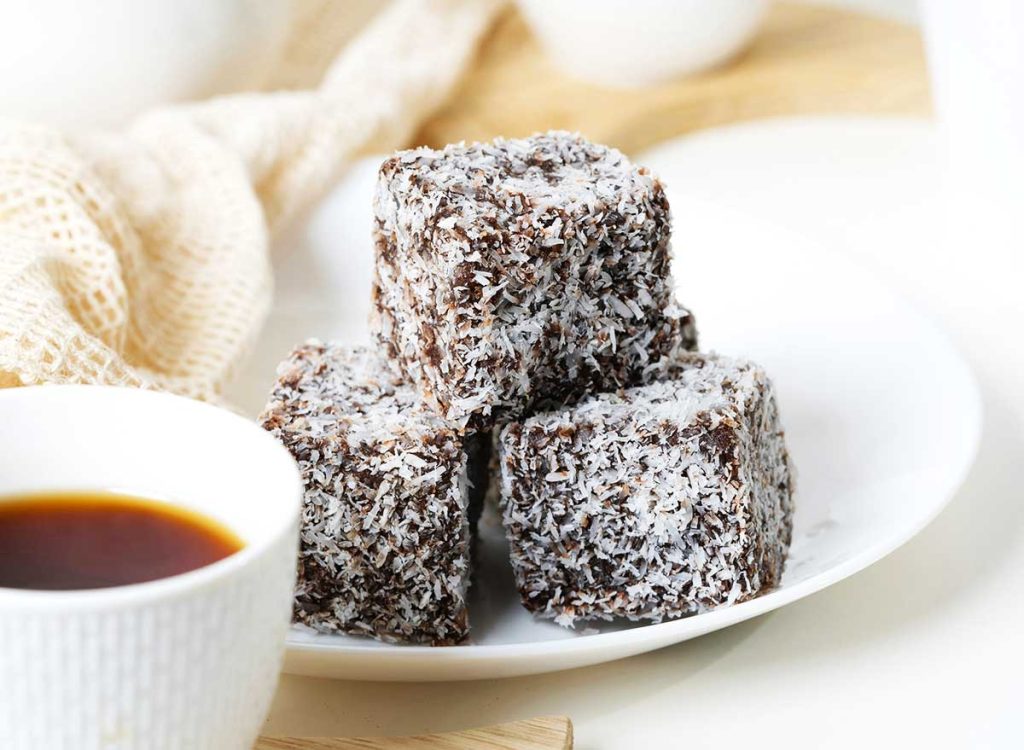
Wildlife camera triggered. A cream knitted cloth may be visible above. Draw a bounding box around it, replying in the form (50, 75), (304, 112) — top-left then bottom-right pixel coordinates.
(0, 0), (500, 400)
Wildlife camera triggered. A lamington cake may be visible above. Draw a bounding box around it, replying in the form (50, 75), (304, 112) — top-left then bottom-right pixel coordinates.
(497, 353), (794, 627)
(259, 341), (473, 645)
(372, 131), (696, 430)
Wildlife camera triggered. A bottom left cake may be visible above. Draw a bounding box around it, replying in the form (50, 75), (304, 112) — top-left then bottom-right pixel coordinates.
(259, 341), (472, 645)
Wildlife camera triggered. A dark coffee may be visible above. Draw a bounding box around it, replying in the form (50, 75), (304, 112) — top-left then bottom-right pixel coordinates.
(0, 491), (243, 590)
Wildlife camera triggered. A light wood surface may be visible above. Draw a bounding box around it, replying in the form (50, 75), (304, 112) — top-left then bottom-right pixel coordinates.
(415, 2), (929, 154)
(256, 716), (573, 750)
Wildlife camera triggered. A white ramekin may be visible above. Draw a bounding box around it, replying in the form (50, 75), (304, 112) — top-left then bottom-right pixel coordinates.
(0, 386), (302, 750)
(516, 0), (769, 88)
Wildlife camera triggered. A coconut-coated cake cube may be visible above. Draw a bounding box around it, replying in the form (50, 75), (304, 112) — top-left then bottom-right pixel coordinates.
(260, 342), (472, 645)
(498, 353), (794, 627)
(372, 130), (696, 431)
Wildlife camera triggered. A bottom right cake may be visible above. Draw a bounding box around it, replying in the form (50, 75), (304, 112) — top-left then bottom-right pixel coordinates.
(497, 353), (795, 628)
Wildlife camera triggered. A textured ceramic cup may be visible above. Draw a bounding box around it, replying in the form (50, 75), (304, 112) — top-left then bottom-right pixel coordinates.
(0, 386), (302, 750)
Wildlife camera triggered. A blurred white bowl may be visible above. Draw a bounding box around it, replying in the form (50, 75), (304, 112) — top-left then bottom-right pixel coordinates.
(0, 0), (290, 128)
(517, 0), (769, 88)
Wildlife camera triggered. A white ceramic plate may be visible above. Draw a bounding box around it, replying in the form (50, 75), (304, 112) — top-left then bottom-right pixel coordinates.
(228, 131), (980, 681)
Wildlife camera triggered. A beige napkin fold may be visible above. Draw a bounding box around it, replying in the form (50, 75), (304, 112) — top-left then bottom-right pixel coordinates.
(0, 0), (501, 401)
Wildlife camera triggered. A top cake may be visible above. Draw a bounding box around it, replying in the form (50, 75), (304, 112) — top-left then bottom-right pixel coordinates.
(372, 131), (694, 431)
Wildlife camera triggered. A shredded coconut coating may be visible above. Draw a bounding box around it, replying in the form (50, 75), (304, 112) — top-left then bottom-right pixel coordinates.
(498, 353), (794, 627)
(372, 131), (696, 431)
(260, 342), (471, 645)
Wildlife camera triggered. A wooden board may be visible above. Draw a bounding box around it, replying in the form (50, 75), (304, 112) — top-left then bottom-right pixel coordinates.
(256, 716), (573, 750)
(415, 2), (929, 154)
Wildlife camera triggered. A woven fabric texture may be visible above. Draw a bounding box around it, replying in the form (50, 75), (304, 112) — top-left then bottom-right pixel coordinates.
(0, 0), (500, 401)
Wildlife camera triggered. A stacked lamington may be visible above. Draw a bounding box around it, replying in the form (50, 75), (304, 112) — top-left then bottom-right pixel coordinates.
(372, 130), (696, 429)
(500, 353), (793, 626)
(261, 343), (472, 644)
(261, 131), (793, 645)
